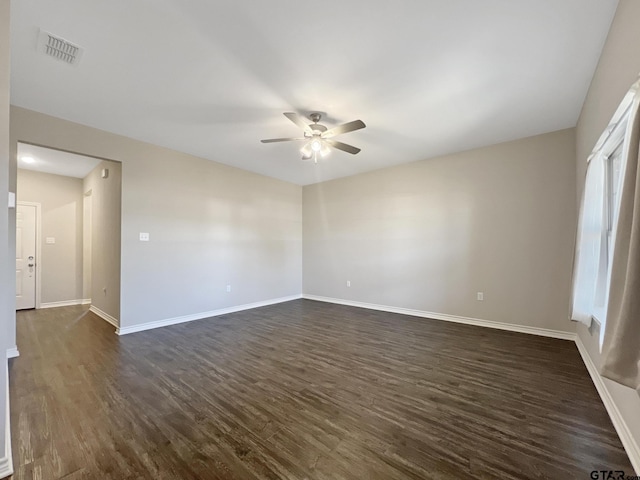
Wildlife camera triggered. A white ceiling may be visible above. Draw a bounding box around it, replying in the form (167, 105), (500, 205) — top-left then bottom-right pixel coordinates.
(10, 0), (618, 185)
(17, 143), (102, 178)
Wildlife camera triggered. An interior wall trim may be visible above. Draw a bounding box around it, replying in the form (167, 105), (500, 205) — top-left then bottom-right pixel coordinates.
(0, 362), (14, 479)
(302, 295), (577, 340)
(116, 295), (303, 336)
(575, 336), (640, 475)
(89, 305), (119, 329)
(40, 299), (89, 309)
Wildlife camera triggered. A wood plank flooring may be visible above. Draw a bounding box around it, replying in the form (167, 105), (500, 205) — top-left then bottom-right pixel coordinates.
(8, 300), (634, 479)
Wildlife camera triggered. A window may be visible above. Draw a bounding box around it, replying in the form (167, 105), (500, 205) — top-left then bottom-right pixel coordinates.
(593, 142), (624, 323)
(571, 91), (632, 343)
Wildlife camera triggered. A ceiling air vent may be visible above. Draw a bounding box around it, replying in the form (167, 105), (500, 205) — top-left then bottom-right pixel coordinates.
(37, 30), (84, 66)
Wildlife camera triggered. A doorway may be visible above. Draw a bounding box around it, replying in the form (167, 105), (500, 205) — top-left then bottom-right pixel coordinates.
(15, 143), (121, 323)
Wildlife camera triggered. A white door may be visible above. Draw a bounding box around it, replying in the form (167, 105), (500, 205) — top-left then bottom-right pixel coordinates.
(16, 203), (37, 310)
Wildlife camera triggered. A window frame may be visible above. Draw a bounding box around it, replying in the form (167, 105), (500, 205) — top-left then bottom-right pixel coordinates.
(592, 113), (628, 335)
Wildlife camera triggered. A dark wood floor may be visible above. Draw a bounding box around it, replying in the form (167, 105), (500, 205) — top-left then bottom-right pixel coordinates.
(8, 300), (633, 479)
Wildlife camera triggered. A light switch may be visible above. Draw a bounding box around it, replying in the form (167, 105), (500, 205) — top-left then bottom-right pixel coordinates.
(45, 237), (56, 244)
(139, 232), (150, 242)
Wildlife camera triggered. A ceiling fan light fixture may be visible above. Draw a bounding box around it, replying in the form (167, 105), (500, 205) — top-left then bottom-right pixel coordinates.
(301, 143), (312, 157)
(320, 144), (331, 158)
(262, 112), (366, 161)
(311, 139), (322, 152)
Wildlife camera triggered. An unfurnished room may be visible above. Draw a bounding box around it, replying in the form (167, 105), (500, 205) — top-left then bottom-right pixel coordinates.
(0, 1), (639, 479)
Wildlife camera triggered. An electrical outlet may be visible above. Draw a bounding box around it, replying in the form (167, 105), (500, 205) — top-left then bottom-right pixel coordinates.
(226, 284), (231, 293)
(139, 232), (149, 242)
(346, 280), (351, 287)
(477, 292), (484, 301)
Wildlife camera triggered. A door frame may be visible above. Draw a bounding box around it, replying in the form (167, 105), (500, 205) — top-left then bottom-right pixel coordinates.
(17, 201), (42, 309)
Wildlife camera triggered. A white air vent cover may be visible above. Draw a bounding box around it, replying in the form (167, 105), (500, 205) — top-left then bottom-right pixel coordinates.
(37, 30), (84, 66)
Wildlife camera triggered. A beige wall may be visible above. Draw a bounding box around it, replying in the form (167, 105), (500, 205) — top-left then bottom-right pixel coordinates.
(17, 169), (84, 305)
(118, 145), (302, 327)
(9, 107), (303, 331)
(304, 128), (577, 332)
(83, 161), (121, 321)
(574, 0), (640, 461)
(0, 0), (10, 472)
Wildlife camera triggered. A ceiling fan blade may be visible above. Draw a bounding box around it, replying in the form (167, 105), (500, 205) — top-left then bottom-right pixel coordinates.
(283, 112), (313, 133)
(261, 137), (306, 143)
(325, 139), (361, 155)
(322, 120), (366, 138)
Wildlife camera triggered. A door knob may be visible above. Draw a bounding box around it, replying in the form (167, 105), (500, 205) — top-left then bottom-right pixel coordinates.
(28, 263), (34, 267)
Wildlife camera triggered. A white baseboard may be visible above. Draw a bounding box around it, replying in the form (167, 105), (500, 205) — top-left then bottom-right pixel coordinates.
(302, 295), (576, 340)
(117, 295), (303, 336)
(40, 299), (87, 309)
(81, 299), (91, 305)
(575, 336), (640, 475)
(0, 362), (13, 479)
(5, 348), (18, 360)
(89, 305), (119, 329)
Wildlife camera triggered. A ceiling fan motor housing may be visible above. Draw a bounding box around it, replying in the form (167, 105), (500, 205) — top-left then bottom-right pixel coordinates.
(309, 113), (327, 133)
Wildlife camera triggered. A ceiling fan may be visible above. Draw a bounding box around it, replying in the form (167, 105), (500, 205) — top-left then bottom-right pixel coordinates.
(261, 112), (366, 162)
